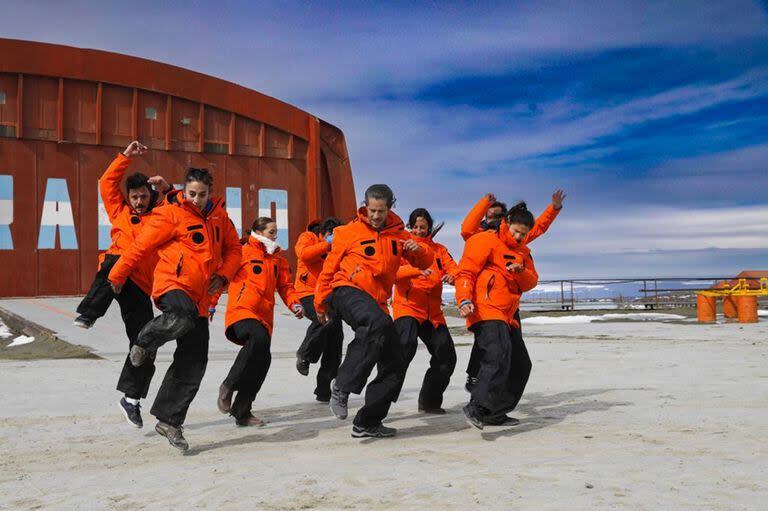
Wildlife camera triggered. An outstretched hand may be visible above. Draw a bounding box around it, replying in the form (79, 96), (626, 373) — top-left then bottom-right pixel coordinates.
(458, 302), (475, 317)
(403, 239), (421, 252)
(552, 189), (566, 210)
(123, 141), (148, 158)
(207, 274), (227, 295)
(442, 273), (455, 285)
(291, 303), (304, 319)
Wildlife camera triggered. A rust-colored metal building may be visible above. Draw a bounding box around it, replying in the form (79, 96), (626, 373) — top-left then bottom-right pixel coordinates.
(0, 38), (356, 297)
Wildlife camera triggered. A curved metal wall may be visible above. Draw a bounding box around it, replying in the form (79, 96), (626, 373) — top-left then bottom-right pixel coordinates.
(0, 39), (357, 297)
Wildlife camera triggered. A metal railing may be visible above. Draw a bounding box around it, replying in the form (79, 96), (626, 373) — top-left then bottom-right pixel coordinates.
(526, 276), (767, 311)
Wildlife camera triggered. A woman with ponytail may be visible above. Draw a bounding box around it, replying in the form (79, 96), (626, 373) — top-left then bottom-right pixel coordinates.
(455, 201), (539, 429)
(391, 208), (458, 414)
(215, 217), (304, 427)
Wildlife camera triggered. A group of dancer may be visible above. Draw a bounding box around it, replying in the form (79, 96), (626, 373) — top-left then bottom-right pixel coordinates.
(74, 140), (564, 451)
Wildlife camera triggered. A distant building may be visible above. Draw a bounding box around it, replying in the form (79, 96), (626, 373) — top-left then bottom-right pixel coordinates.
(0, 38), (356, 297)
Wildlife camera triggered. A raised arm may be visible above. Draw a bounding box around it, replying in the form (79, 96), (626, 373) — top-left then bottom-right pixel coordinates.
(523, 190), (564, 244)
(461, 194), (494, 241)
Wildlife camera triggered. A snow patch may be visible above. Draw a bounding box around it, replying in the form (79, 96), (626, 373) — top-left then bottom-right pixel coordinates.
(523, 312), (687, 325)
(7, 335), (35, 347)
(758, 310), (768, 317)
(0, 319), (13, 339)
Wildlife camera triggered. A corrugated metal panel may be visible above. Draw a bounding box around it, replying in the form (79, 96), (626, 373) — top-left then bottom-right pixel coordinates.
(100, 84), (133, 148)
(63, 79), (97, 144)
(292, 136), (308, 161)
(203, 106), (230, 154)
(234, 115), (262, 157)
(22, 75), (58, 141)
(137, 90), (167, 149)
(170, 97), (200, 152)
(264, 125), (291, 159)
(0, 73), (18, 138)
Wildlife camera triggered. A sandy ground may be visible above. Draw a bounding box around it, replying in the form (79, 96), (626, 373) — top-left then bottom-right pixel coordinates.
(0, 297), (766, 510)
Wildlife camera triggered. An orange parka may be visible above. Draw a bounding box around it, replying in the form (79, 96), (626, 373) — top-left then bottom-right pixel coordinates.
(392, 235), (458, 326)
(294, 223), (332, 300)
(314, 208), (434, 315)
(455, 223), (539, 329)
(460, 195), (561, 244)
(108, 190), (242, 317)
(217, 236), (301, 339)
(100, 153), (167, 295)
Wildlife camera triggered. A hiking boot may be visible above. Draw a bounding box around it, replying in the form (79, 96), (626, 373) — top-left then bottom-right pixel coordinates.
(73, 315), (94, 329)
(217, 383), (233, 414)
(235, 413), (266, 427)
(119, 397), (143, 428)
(463, 403), (484, 430)
(129, 345), (149, 367)
(155, 421), (189, 451)
(418, 406), (447, 415)
(484, 414), (520, 427)
(351, 423), (397, 438)
(465, 376), (478, 393)
(296, 357), (310, 376)
(329, 379), (349, 420)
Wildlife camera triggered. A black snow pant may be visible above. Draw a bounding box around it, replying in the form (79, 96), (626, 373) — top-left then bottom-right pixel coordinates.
(296, 295), (344, 400)
(393, 317), (457, 410)
(137, 290), (209, 428)
(113, 278), (156, 399)
(331, 286), (405, 428)
(469, 320), (531, 419)
(223, 319), (272, 421)
(467, 309), (522, 378)
(76, 254), (120, 321)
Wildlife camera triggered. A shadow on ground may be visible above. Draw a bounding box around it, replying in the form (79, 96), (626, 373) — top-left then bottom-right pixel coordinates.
(181, 386), (633, 454)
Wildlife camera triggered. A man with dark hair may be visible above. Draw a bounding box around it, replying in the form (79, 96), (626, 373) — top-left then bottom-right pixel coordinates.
(314, 184), (434, 438)
(294, 216), (345, 402)
(74, 140), (171, 428)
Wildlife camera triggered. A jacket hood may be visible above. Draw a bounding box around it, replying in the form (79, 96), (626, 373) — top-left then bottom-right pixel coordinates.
(356, 207), (406, 233)
(167, 189), (225, 218)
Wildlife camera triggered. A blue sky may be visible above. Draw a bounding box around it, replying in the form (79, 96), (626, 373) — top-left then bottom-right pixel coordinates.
(2, 0), (767, 278)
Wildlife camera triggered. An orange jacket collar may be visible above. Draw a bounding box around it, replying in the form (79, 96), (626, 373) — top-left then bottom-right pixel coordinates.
(167, 189), (224, 219)
(356, 207), (405, 232)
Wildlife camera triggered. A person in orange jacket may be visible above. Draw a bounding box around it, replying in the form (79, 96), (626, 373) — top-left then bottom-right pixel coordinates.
(315, 184), (433, 438)
(455, 202), (539, 430)
(214, 217), (304, 427)
(392, 208), (458, 414)
(73, 141), (171, 428)
(108, 167), (242, 451)
(294, 216), (345, 402)
(462, 189), (565, 391)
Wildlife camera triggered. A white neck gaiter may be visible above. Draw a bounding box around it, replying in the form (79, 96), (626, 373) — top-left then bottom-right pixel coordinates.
(252, 232), (279, 254)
